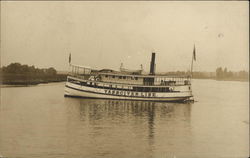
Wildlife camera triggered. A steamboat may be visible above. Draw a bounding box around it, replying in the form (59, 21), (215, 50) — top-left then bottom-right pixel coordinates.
(64, 53), (194, 102)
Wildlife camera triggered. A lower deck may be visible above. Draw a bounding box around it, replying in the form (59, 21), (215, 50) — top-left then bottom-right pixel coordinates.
(64, 76), (193, 102)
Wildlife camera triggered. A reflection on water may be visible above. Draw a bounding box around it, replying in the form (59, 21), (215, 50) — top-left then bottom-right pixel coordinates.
(64, 98), (192, 158)
(78, 99), (188, 139)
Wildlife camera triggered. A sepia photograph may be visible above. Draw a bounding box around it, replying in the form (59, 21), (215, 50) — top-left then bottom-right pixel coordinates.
(0, 1), (249, 158)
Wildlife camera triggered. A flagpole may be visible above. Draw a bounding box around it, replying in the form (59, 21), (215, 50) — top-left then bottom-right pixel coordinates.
(68, 53), (72, 75)
(190, 51), (194, 78)
(190, 44), (195, 80)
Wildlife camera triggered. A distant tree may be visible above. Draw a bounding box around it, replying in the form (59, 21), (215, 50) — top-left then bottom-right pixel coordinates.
(239, 71), (248, 79)
(21, 64), (29, 73)
(29, 65), (36, 73)
(2, 63), (22, 73)
(216, 67), (223, 78)
(227, 71), (234, 78)
(45, 67), (57, 75)
(223, 67), (228, 77)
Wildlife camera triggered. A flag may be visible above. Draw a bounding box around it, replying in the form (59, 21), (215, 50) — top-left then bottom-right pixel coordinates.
(193, 45), (196, 61)
(69, 53), (71, 63)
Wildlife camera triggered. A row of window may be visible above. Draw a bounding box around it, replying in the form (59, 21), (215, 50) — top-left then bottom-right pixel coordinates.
(68, 78), (177, 92)
(103, 75), (189, 82)
(132, 87), (172, 92)
(104, 75), (139, 80)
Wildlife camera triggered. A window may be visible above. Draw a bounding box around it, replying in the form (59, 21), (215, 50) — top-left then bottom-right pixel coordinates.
(68, 78), (73, 82)
(119, 76), (122, 79)
(151, 87), (157, 92)
(81, 82), (86, 86)
(123, 76), (126, 79)
(135, 77), (138, 80)
(105, 75), (108, 78)
(144, 87), (150, 92)
(135, 87), (142, 92)
(133, 87), (138, 91)
(160, 88), (164, 92)
(112, 76), (115, 78)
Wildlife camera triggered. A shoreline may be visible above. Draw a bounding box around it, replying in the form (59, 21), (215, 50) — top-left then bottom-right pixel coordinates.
(0, 79), (66, 85)
(0, 80), (66, 88)
(192, 77), (249, 82)
(0, 73), (67, 86)
(214, 79), (249, 82)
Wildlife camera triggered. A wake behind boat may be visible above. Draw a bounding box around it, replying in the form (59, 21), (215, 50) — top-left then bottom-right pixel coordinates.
(64, 52), (195, 102)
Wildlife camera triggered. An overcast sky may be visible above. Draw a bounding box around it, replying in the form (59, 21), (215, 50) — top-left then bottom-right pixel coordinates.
(1, 1), (249, 72)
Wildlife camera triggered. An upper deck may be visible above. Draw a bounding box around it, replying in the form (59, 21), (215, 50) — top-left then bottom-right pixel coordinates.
(68, 64), (191, 86)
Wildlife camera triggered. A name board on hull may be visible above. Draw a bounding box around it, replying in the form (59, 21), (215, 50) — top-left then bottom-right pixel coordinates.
(104, 89), (156, 97)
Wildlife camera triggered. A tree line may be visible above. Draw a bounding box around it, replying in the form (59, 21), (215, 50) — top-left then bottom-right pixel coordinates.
(0, 63), (57, 75)
(216, 67), (248, 80)
(161, 67), (248, 81)
(0, 63), (67, 85)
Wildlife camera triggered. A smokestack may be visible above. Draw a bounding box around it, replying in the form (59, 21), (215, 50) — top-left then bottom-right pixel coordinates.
(150, 52), (156, 75)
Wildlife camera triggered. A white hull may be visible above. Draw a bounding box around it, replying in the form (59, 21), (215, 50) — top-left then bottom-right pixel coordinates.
(64, 82), (192, 102)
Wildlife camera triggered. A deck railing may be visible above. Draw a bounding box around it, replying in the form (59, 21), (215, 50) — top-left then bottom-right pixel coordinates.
(68, 64), (191, 86)
(68, 74), (191, 86)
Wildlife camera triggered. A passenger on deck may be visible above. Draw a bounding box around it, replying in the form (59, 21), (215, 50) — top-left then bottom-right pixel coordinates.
(161, 80), (164, 85)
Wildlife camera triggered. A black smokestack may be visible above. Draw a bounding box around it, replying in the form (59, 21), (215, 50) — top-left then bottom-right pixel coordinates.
(150, 52), (156, 75)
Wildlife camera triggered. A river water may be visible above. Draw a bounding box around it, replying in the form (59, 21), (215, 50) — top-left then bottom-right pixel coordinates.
(0, 79), (249, 158)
